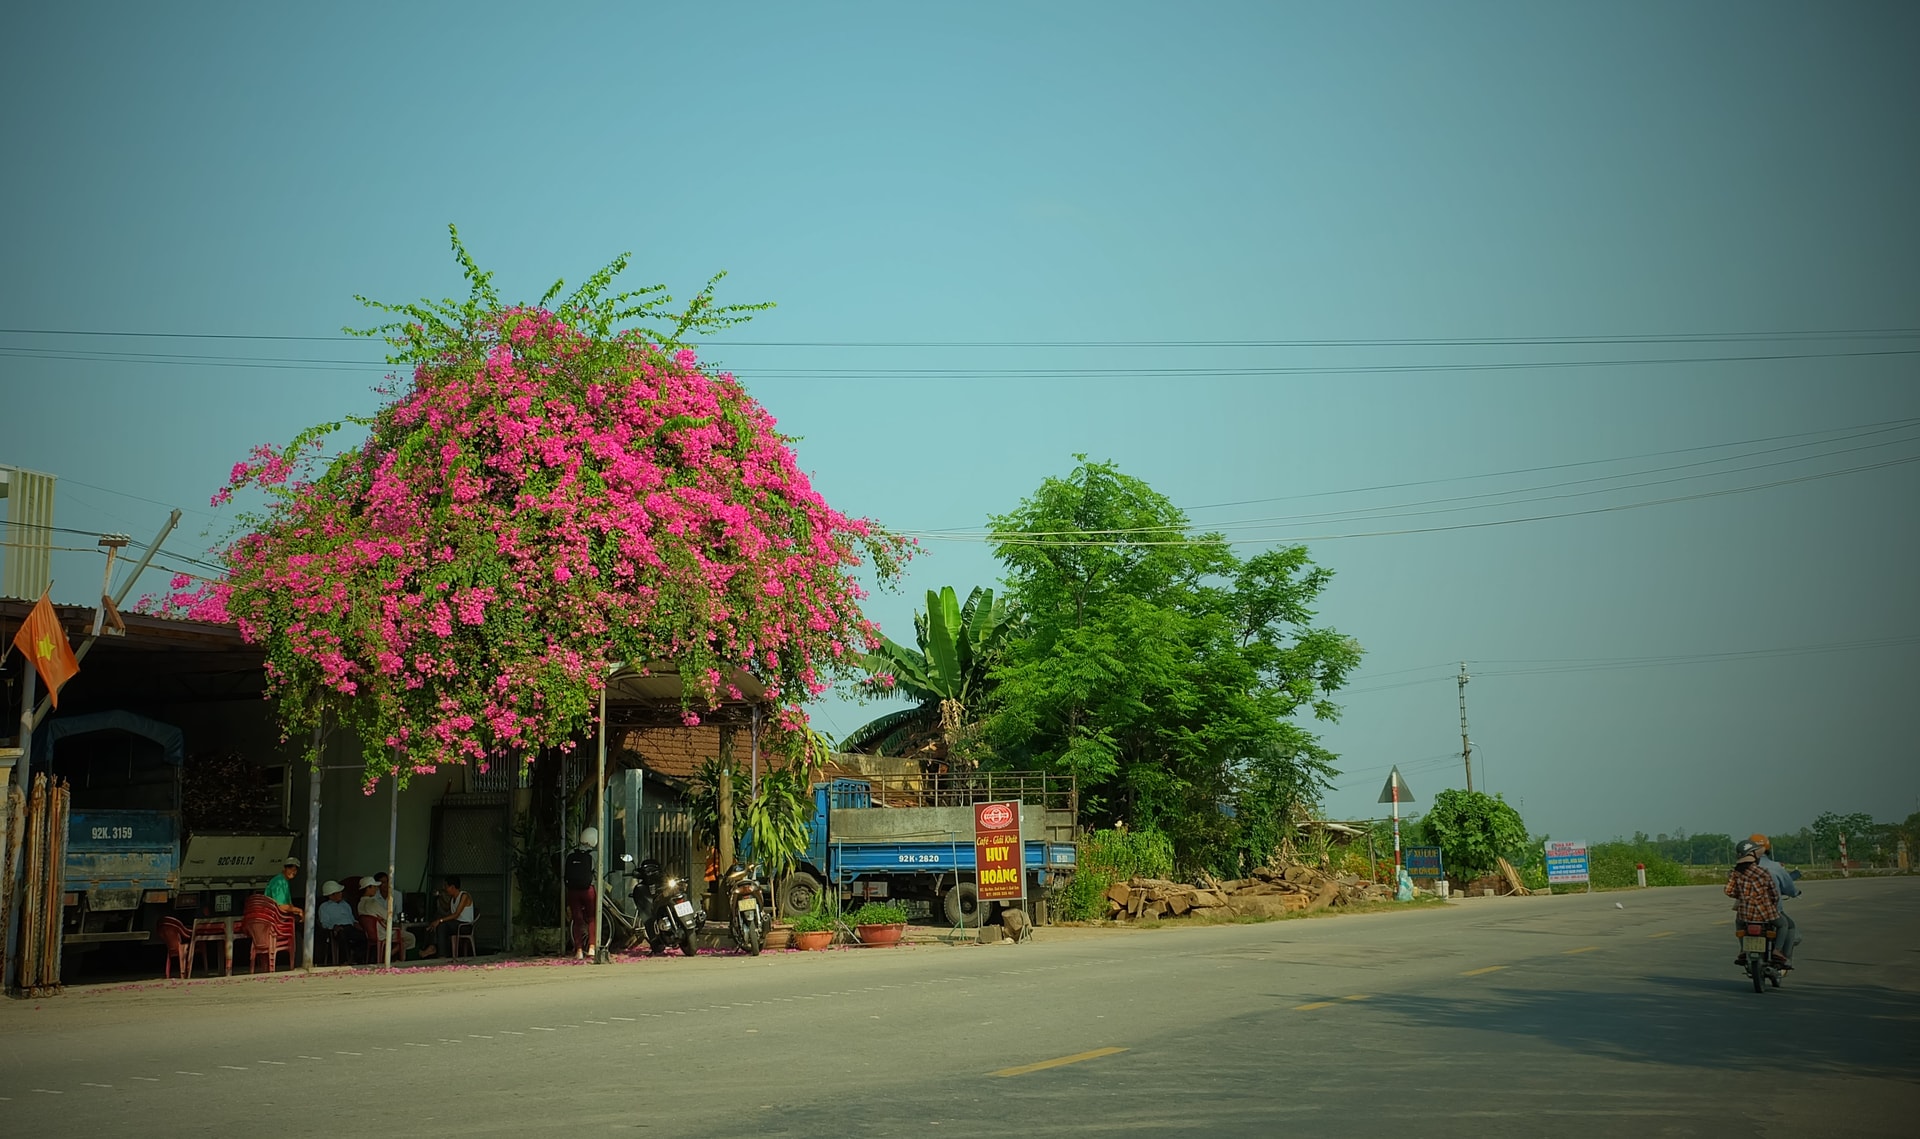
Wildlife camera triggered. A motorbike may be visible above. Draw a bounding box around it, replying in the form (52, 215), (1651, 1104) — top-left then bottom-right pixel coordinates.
(720, 861), (771, 956)
(1735, 917), (1783, 992)
(618, 854), (705, 957)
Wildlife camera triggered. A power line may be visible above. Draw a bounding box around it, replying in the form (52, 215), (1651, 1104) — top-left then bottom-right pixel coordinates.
(905, 416), (1920, 528)
(940, 452), (1920, 547)
(1337, 635), (1920, 697)
(4, 326), (1919, 348)
(2, 343), (1917, 378)
(917, 421), (1920, 538)
(1473, 634), (1920, 676)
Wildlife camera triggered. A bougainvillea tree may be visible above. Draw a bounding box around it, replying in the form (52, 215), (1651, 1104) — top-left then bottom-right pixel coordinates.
(185, 228), (908, 783)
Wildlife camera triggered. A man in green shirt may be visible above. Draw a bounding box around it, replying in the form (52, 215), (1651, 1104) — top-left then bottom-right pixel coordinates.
(265, 857), (304, 917)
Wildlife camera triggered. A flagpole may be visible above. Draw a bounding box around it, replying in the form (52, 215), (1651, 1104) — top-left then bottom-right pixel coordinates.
(30, 510), (178, 729)
(3, 664), (36, 994)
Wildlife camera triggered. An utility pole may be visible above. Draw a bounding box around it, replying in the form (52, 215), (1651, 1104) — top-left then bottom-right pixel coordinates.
(1457, 661), (1474, 793)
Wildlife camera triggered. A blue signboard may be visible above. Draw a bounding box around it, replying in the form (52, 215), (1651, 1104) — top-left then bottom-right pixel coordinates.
(1544, 840), (1590, 884)
(1403, 845), (1444, 876)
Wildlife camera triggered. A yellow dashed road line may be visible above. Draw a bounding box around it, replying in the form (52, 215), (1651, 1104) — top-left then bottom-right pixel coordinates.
(1647, 931), (1674, 939)
(1295, 994), (1370, 1010)
(1460, 965), (1508, 976)
(993, 1047), (1128, 1077)
(1563, 946), (1601, 955)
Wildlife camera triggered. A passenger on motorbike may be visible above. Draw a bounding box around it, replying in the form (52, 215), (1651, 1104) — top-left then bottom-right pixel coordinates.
(1726, 839), (1785, 970)
(1749, 832), (1800, 965)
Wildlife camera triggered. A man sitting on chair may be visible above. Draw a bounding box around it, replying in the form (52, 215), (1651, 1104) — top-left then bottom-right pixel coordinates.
(315, 881), (366, 963)
(418, 876), (475, 959)
(357, 878), (415, 958)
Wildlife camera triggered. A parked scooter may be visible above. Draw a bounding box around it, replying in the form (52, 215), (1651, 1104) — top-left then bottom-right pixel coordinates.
(618, 854), (705, 957)
(720, 861), (771, 955)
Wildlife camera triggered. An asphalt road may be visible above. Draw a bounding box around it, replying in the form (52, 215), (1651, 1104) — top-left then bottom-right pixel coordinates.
(2, 877), (1915, 1137)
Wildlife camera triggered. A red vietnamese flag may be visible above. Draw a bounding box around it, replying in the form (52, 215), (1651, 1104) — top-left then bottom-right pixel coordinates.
(12, 590), (79, 706)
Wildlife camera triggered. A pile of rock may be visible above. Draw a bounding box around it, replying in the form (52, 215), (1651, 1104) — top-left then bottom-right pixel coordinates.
(1102, 864), (1390, 921)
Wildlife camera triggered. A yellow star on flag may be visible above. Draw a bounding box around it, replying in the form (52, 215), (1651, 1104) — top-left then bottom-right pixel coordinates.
(12, 590), (80, 707)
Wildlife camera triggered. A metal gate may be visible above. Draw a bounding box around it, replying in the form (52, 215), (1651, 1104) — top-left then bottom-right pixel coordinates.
(431, 792), (511, 954)
(626, 804), (698, 897)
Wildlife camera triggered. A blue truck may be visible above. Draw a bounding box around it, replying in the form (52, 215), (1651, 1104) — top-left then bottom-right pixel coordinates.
(772, 771), (1078, 925)
(39, 710), (293, 955)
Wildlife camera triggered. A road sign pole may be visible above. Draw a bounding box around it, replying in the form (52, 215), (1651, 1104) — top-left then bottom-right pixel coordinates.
(1392, 784), (1401, 868)
(1377, 767), (1414, 871)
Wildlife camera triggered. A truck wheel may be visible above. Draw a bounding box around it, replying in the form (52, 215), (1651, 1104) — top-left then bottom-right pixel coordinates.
(779, 872), (823, 918)
(942, 882), (996, 927)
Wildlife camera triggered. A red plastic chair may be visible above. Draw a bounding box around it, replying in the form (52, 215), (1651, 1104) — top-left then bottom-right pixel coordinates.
(244, 895), (297, 971)
(358, 912), (406, 963)
(157, 916), (193, 979)
(242, 918), (281, 972)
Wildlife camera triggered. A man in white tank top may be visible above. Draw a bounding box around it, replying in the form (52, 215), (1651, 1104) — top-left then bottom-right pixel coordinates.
(420, 875), (477, 958)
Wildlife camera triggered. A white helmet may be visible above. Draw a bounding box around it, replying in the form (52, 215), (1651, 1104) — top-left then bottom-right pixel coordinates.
(578, 826), (599, 849)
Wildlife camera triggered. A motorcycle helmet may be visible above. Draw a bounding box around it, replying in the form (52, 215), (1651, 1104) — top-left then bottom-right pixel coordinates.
(638, 857), (663, 883)
(578, 826), (599, 850)
(1734, 839), (1761, 862)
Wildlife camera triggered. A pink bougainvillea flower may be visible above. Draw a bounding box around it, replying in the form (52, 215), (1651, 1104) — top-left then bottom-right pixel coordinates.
(196, 231), (909, 783)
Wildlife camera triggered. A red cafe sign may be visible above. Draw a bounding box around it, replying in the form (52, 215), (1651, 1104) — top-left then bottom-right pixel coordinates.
(974, 800), (1025, 902)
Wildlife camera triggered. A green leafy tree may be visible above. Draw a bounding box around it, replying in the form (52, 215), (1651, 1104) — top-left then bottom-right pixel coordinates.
(840, 586), (1015, 757)
(1812, 810), (1876, 861)
(984, 458), (1360, 873)
(1422, 789), (1528, 880)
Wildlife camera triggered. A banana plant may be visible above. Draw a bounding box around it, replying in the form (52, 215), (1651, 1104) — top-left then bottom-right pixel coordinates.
(840, 586), (1015, 754)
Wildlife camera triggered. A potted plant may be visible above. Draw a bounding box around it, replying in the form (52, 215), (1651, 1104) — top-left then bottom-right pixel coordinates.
(764, 919), (795, 951)
(849, 901), (910, 947)
(786, 902), (835, 950)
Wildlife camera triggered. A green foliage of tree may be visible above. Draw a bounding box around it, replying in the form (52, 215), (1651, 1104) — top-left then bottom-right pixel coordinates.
(840, 586), (1015, 756)
(1422, 789), (1529, 880)
(1812, 810), (1876, 861)
(983, 458), (1360, 874)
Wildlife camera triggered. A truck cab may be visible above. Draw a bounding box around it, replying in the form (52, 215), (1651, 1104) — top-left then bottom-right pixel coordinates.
(39, 710), (292, 954)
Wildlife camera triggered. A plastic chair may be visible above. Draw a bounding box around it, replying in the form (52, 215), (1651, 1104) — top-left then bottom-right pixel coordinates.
(244, 895), (297, 971)
(157, 916), (194, 980)
(357, 913), (405, 963)
(448, 921), (476, 960)
(242, 918), (283, 972)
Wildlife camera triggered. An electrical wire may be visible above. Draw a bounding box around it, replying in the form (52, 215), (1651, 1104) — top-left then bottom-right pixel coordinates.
(945, 452), (1920, 547)
(2, 343), (1917, 378)
(912, 421), (1920, 538)
(4, 326), (1919, 348)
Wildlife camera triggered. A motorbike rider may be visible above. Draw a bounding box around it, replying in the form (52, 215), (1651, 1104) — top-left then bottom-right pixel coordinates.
(1749, 832), (1801, 965)
(1726, 839), (1785, 969)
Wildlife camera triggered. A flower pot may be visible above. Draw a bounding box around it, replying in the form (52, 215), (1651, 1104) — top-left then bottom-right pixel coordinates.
(855, 922), (906, 947)
(792, 929), (834, 951)
(764, 924), (793, 951)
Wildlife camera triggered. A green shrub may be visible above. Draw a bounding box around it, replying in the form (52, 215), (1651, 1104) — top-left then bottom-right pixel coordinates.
(848, 901), (909, 926)
(1058, 828), (1176, 920)
(1588, 842), (1689, 888)
(786, 890), (837, 933)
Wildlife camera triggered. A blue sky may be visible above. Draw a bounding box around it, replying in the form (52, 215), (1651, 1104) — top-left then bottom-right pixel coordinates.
(3, 3), (1916, 843)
